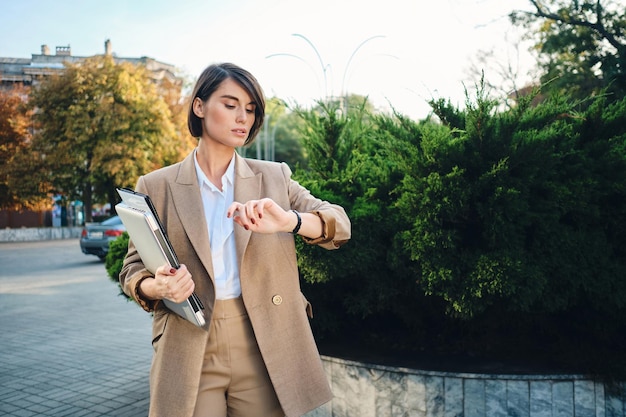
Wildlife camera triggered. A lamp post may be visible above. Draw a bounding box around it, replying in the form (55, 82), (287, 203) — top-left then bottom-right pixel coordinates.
(266, 33), (331, 99)
(254, 114), (279, 161)
(238, 113), (276, 161)
(340, 35), (386, 99)
(267, 34), (388, 106)
(292, 33), (331, 99)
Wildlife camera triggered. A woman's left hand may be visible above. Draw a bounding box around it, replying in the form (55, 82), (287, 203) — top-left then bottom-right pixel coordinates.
(227, 198), (296, 234)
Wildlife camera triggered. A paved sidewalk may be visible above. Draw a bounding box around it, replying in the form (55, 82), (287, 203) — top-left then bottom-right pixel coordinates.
(0, 240), (154, 417)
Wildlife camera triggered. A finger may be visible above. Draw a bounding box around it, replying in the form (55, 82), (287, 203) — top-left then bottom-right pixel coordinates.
(183, 279), (195, 298)
(257, 198), (277, 220)
(250, 201), (266, 224)
(174, 279), (195, 302)
(173, 264), (187, 276)
(226, 202), (242, 218)
(156, 264), (174, 277)
(243, 201), (257, 219)
(233, 202), (252, 227)
(172, 265), (191, 285)
(256, 200), (266, 219)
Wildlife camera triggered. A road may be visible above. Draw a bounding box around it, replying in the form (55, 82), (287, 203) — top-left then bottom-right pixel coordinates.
(0, 239), (153, 417)
(1, 239), (108, 295)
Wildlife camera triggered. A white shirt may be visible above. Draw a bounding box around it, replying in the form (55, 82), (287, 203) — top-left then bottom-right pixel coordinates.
(194, 150), (241, 300)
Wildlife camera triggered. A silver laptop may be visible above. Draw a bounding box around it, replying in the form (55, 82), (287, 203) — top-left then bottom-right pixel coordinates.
(116, 188), (206, 327)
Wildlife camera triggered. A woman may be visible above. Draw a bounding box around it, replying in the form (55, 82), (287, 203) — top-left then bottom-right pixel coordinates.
(120, 62), (351, 417)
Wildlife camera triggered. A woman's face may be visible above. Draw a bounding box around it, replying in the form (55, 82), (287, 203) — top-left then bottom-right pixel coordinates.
(193, 78), (256, 149)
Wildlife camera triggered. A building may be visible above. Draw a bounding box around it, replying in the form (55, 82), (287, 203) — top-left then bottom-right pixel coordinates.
(0, 39), (181, 91)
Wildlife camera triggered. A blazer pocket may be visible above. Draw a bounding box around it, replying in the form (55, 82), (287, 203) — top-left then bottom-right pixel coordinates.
(151, 308), (170, 350)
(301, 292), (313, 319)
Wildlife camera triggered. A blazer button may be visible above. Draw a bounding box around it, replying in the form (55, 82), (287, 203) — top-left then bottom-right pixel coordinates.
(272, 295), (283, 305)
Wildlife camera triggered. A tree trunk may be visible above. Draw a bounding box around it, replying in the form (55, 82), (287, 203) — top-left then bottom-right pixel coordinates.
(108, 187), (118, 216)
(83, 183), (93, 223)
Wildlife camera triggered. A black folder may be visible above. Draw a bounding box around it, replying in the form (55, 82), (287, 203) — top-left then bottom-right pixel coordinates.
(115, 188), (205, 327)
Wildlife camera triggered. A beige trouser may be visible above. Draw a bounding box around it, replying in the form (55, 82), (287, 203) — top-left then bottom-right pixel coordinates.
(192, 297), (284, 417)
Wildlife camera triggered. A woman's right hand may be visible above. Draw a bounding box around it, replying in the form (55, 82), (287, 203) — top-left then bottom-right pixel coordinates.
(139, 264), (195, 303)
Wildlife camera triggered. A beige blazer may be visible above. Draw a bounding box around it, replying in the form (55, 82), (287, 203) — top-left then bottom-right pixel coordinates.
(120, 151), (351, 417)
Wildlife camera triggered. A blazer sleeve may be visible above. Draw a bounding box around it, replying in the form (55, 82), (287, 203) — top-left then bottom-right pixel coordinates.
(283, 162), (351, 250)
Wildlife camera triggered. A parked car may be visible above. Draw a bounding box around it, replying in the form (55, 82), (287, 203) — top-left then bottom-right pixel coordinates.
(80, 215), (126, 259)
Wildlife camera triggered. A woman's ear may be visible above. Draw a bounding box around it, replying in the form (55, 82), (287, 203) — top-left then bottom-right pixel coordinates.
(192, 97), (204, 118)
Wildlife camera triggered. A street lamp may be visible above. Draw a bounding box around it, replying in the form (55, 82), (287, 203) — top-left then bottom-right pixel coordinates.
(264, 52), (326, 99)
(267, 33), (332, 99)
(267, 33), (394, 110)
(292, 33), (332, 99)
(340, 35), (386, 98)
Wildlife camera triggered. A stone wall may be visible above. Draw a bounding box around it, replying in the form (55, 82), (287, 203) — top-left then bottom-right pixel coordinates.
(306, 356), (626, 417)
(0, 227), (82, 242)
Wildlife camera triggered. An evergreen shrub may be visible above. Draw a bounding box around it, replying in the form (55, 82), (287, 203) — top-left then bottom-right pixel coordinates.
(294, 93), (626, 377)
(105, 231), (131, 299)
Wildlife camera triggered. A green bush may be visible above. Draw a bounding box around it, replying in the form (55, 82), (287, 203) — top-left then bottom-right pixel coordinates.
(105, 231), (131, 299)
(293, 92), (626, 377)
(395, 91), (626, 319)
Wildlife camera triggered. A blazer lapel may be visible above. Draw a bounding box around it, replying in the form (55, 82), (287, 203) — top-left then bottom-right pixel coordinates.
(168, 152), (260, 287)
(169, 152), (215, 279)
(233, 153), (261, 267)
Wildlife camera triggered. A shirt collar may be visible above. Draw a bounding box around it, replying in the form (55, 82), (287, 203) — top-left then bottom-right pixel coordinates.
(194, 149), (235, 192)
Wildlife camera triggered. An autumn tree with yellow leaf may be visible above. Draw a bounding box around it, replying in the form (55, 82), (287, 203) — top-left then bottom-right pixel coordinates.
(0, 84), (49, 210)
(21, 56), (191, 221)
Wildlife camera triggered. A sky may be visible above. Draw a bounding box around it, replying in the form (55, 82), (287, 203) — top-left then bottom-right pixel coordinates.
(0, 0), (536, 120)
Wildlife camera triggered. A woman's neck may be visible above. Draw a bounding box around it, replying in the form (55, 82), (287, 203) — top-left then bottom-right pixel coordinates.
(196, 141), (234, 190)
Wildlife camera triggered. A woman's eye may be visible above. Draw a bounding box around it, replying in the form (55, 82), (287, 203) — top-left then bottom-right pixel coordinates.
(246, 108), (254, 114)
(225, 104), (235, 109)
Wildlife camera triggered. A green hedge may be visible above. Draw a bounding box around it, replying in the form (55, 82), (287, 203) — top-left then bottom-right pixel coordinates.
(293, 93), (626, 377)
(105, 231), (131, 299)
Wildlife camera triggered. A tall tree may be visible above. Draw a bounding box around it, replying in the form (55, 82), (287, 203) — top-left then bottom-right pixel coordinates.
(512, 0), (626, 101)
(0, 85), (48, 210)
(158, 75), (198, 156)
(23, 56), (182, 221)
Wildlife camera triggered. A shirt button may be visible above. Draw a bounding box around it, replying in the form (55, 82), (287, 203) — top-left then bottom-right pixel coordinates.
(272, 295), (283, 305)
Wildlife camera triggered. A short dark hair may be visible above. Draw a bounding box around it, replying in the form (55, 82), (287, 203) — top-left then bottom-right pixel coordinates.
(187, 63), (265, 145)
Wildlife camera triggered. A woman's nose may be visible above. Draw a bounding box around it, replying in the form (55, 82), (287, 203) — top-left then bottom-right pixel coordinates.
(236, 109), (247, 123)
